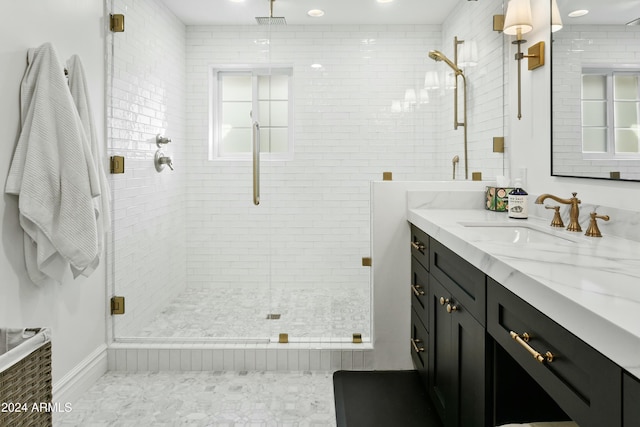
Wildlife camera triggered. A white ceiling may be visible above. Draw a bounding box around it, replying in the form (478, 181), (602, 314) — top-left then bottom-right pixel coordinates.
(159, 0), (462, 26)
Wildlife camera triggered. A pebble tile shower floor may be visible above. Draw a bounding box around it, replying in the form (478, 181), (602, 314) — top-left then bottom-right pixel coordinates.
(131, 287), (370, 341)
(53, 371), (336, 426)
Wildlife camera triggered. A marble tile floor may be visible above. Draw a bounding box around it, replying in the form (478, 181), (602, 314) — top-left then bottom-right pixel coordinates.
(54, 370), (337, 426)
(128, 287), (370, 342)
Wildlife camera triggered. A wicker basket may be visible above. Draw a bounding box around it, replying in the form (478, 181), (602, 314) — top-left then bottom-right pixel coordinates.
(0, 328), (52, 427)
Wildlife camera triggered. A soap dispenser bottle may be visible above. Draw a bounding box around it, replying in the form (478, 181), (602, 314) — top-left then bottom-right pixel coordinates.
(508, 178), (528, 219)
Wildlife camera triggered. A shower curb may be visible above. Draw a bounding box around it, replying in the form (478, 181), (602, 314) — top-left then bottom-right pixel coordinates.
(107, 342), (374, 372)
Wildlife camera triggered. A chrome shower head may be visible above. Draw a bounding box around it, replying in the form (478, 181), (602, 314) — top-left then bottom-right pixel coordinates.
(428, 50), (463, 75)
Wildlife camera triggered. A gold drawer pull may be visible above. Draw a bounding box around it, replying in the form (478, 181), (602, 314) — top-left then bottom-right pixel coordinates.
(411, 241), (425, 251)
(411, 338), (425, 353)
(510, 331), (554, 363)
(411, 284), (425, 296)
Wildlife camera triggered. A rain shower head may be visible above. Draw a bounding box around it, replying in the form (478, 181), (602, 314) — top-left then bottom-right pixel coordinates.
(428, 50), (463, 75)
(256, 0), (287, 25)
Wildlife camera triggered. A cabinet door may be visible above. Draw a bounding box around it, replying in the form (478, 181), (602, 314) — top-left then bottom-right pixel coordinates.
(429, 276), (488, 427)
(428, 276), (453, 423)
(624, 372), (640, 426)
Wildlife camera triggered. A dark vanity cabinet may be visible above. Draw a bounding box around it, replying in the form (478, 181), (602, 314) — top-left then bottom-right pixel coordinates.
(410, 225), (430, 390)
(624, 372), (640, 426)
(409, 222), (638, 427)
(410, 226), (490, 427)
(488, 278), (622, 427)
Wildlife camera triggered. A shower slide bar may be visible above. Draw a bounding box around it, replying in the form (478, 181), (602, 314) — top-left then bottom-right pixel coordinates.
(253, 121), (260, 205)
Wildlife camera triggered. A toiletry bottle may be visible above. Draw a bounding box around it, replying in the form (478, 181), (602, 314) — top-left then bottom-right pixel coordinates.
(508, 178), (528, 219)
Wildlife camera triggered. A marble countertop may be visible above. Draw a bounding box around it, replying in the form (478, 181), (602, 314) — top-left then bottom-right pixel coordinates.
(408, 207), (640, 379)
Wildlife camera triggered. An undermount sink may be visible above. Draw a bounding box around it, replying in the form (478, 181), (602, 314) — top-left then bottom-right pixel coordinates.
(458, 221), (582, 245)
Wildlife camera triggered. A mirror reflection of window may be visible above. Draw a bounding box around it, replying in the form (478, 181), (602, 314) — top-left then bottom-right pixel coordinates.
(581, 69), (640, 157)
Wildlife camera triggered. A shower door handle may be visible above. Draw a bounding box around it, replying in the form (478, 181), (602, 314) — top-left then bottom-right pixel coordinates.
(252, 121), (260, 205)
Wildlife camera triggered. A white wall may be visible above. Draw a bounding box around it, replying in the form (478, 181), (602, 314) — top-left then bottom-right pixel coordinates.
(511, 0), (640, 212)
(0, 0), (106, 391)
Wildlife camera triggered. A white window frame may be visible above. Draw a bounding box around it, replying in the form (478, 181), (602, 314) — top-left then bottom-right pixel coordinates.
(209, 65), (294, 161)
(581, 66), (640, 160)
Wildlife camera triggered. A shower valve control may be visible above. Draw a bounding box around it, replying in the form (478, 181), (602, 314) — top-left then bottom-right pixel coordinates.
(156, 134), (172, 147)
(154, 150), (174, 172)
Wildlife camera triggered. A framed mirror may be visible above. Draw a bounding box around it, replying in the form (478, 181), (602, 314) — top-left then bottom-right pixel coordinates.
(551, 0), (640, 181)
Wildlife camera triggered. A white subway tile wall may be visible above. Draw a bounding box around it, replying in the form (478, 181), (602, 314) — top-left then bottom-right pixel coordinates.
(107, 0), (188, 337)
(552, 25), (640, 179)
(107, 0), (507, 343)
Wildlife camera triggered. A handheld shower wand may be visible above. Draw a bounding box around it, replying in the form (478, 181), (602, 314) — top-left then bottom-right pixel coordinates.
(428, 38), (468, 180)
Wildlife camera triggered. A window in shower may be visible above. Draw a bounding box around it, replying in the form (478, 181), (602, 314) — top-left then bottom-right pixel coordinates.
(581, 69), (640, 158)
(210, 66), (293, 160)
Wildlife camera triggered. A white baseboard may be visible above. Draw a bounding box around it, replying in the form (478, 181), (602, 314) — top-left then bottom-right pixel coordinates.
(52, 344), (107, 405)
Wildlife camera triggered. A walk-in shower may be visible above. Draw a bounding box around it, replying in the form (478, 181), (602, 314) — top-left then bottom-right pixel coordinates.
(106, 0), (506, 349)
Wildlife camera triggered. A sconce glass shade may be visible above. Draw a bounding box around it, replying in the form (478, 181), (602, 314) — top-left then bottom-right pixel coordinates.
(503, 0), (533, 36)
(458, 40), (478, 67)
(551, 0), (563, 32)
(424, 71), (440, 89)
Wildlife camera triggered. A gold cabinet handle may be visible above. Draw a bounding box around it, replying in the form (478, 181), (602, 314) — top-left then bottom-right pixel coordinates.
(411, 338), (425, 353)
(510, 331), (554, 363)
(446, 303), (458, 313)
(411, 284), (425, 297)
(411, 241), (425, 251)
(439, 296), (450, 306)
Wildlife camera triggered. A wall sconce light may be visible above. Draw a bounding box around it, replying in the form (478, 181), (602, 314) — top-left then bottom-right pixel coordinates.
(551, 0), (563, 32)
(503, 0), (545, 120)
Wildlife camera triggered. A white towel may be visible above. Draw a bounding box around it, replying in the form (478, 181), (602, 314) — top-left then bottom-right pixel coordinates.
(5, 43), (100, 285)
(66, 54), (111, 278)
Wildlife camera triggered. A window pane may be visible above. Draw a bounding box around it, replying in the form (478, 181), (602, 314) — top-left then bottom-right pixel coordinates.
(269, 128), (289, 152)
(258, 127), (270, 152)
(615, 101), (639, 128)
(614, 75), (639, 101)
(583, 128), (607, 152)
(222, 101), (252, 127)
(221, 128), (252, 153)
(582, 101), (607, 126)
(269, 101), (288, 127)
(221, 75), (252, 101)
(582, 75), (606, 99)
(615, 129), (639, 153)
(270, 75), (289, 99)
(258, 101), (271, 126)
(258, 75), (289, 100)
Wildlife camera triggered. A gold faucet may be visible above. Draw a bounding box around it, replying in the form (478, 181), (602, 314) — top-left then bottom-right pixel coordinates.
(535, 192), (582, 232)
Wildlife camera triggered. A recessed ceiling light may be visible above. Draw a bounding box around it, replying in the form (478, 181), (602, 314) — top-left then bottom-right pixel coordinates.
(229, 0), (244, 3)
(568, 9), (589, 18)
(377, 0), (395, 3)
(308, 9), (325, 17)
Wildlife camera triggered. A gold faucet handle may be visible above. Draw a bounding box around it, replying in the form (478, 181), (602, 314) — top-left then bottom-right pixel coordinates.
(585, 212), (610, 238)
(545, 205), (564, 228)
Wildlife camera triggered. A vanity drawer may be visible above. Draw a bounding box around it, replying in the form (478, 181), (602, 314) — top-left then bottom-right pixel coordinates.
(487, 278), (622, 427)
(429, 237), (485, 326)
(410, 224), (429, 270)
(410, 307), (429, 390)
(411, 258), (429, 329)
